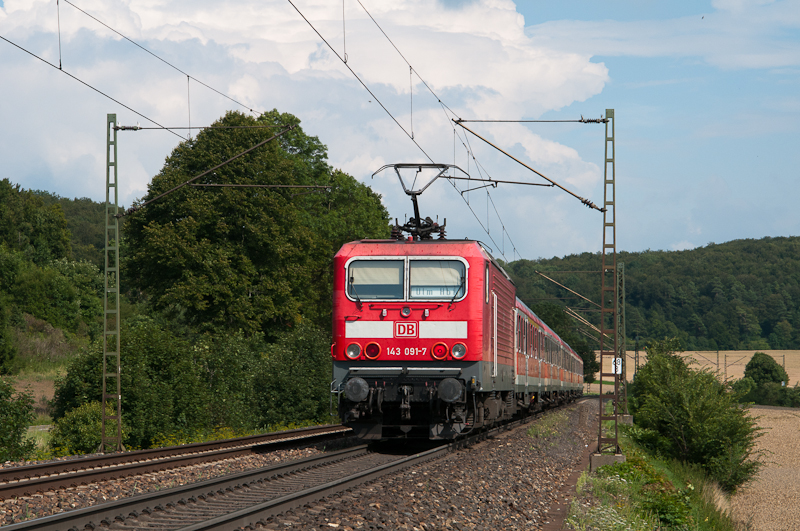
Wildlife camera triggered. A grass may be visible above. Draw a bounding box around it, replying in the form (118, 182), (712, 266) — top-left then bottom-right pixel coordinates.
(25, 426), (52, 455)
(566, 437), (747, 531)
(527, 409), (570, 445)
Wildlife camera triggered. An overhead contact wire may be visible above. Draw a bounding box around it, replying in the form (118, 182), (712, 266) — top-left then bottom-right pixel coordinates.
(286, 0), (433, 163)
(121, 124), (297, 217)
(0, 35), (185, 140)
(294, 0), (522, 260)
(63, 0), (259, 115)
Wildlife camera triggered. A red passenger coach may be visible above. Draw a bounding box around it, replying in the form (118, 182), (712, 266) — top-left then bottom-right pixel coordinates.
(331, 238), (584, 440)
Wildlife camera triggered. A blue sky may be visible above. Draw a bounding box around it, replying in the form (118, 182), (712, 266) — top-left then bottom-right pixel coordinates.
(1, 0), (798, 260)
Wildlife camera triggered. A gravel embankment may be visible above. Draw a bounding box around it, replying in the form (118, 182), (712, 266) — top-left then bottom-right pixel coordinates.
(259, 400), (596, 531)
(0, 441), (352, 526)
(731, 406), (800, 531)
(1, 401), (597, 530)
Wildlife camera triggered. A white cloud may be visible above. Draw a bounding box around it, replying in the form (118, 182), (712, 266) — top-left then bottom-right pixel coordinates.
(0, 0), (610, 259)
(526, 0), (800, 70)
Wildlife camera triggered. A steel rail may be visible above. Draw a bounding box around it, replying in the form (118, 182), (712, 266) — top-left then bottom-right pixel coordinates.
(0, 425), (351, 499)
(1, 445), (373, 531)
(4, 398), (584, 531)
(176, 402), (580, 531)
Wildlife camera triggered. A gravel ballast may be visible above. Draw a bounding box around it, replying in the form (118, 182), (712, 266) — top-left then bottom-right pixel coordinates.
(1, 400), (597, 530)
(259, 400), (596, 531)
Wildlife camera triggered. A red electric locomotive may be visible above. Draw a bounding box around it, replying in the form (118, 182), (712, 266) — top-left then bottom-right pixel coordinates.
(331, 164), (583, 440)
(331, 238), (583, 439)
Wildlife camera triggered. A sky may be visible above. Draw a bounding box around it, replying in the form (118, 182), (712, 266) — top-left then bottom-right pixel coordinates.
(1, 0), (798, 262)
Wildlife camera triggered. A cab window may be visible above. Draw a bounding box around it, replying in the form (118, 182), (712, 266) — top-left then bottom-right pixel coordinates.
(409, 260), (466, 300)
(348, 260), (404, 300)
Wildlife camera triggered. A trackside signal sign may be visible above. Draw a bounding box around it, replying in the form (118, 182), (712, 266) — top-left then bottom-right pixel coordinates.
(395, 322), (418, 338)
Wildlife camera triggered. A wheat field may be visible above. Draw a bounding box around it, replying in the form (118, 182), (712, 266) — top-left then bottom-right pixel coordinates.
(586, 349), (800, 393)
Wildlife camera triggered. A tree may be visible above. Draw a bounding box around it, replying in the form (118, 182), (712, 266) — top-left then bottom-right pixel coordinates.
(0, 377), (35, 461)
(35, 192), (106, 267)
(125, 110), (389, 337)
(0, 179), (71, 265)
(505, 236), (800, 350)
(744, 352), (788, 387)
(629, 338), (763, 492)
(0, 295), (16, 373)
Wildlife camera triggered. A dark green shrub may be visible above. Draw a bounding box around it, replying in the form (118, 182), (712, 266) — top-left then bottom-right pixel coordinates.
(739, 352), (795, 406)
(744, 352), (788, 387)
(0, 377), (35, 461)
(48, 401), (127, 455)
(629, 338), (763, 492)
(0, 297), (16, 374)
(254, 320), (333, 426)
(52, 317), (334, 449)
(53, 317), (214, 448)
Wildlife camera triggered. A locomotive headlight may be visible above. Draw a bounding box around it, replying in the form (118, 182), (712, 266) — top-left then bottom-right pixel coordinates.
(344, 377), (370, 402)
(451, 343), (467, 359)
(365, 342), (380, 359)
(345, 343), (361, 359)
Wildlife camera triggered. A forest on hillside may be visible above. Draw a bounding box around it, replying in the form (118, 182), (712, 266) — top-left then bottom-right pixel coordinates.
(0, 110), (392, 453)
(507, 237), (800, 351)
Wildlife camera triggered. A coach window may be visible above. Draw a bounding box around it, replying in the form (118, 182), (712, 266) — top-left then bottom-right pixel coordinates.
(348, 260), (404, 300)
(409, 260), (466, 300)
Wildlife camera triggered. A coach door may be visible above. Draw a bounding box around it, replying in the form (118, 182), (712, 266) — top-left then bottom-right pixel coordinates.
(491, 292), (498, 378)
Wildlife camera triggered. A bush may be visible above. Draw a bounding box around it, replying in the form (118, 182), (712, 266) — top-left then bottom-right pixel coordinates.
(739, 352), (796, 406)
(745, 352), (788, 387)
(254, 320), (334, 426)
(0, 297), (16, 374)
(629, 338), (763, 492)
(0, 377), (35, 461)
(48, 401), (127, 455)
(52, 317), (334, 449)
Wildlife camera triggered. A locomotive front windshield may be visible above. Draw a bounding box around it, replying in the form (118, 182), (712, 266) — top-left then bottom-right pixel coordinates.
(410, 260), (465, 299)
(348, 260), (404, 299)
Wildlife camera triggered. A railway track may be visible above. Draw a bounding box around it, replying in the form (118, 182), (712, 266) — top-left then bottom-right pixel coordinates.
(3, 402), (577, 531)
(0, 424), (351, 500)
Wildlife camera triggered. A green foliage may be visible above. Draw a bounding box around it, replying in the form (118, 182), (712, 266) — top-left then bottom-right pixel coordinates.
(0, 179), (71, 265)
(527, 409), (569, 441)
(570, 443), (743, 531)
(34, 191), (106, 267)
(506, 236), (800, 350)
(735, 352), (800, 406)
(254, 320), (334, 426)
(597, 457), (694, 528)
(52, 316), (334, 450)
(0, 246), (102, 338)
(48, 401), (127, 456)
(744, 351), (788, 387)
(529, 302), (598, 382)
(0, 377), (35, 461)
(629, 338), (763, 492)
(0, 295), (17, 373)
(125, 110), (389, 338)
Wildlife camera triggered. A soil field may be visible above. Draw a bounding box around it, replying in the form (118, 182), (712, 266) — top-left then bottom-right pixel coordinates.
(587, 350), (800, 393)
(731, 405), (800, 530)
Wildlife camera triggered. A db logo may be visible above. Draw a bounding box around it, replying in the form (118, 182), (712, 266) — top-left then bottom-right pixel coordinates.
(395, 322), (418, 338)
